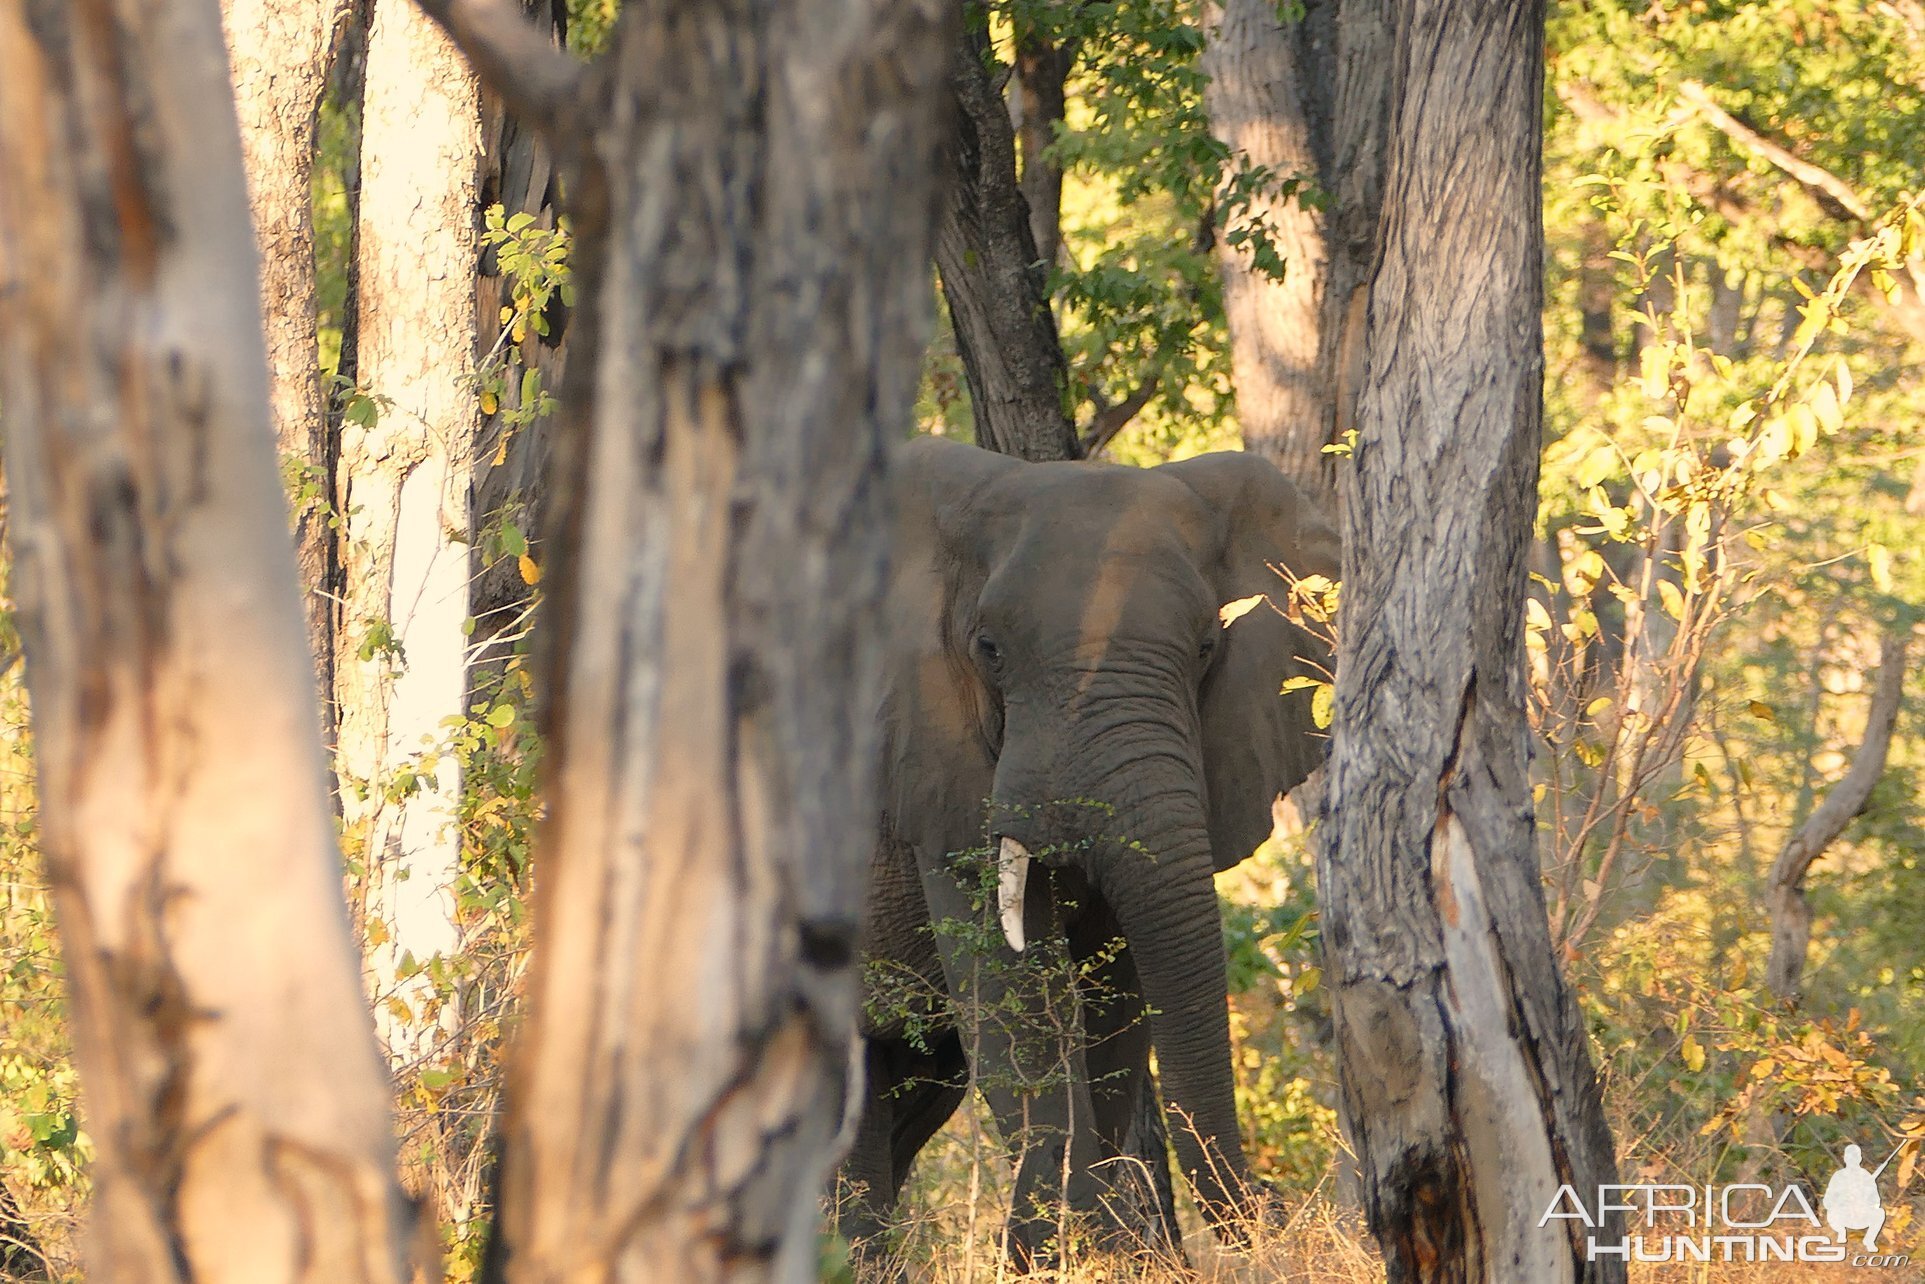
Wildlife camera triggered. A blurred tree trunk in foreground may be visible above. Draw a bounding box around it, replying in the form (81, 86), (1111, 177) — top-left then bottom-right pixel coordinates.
(1313, 2), (1625, 1281)
(220, 0), (350, 728)
(0, 2), (417, 1278)
(336, 0), (482, 1068)
(417, 0), (949, 1277)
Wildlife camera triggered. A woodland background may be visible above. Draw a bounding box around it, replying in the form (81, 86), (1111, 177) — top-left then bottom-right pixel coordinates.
(2, 0), (1923, 1280)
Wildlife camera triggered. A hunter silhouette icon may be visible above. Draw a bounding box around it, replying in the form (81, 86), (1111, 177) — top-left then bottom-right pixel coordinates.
(1822, 1143), (1886, 1250)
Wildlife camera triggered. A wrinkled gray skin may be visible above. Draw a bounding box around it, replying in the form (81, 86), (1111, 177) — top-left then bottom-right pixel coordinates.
(843, 437), (1337, 1268)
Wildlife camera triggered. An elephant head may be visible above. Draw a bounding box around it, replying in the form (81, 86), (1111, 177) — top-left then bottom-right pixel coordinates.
(862, 435), (1336, 1254)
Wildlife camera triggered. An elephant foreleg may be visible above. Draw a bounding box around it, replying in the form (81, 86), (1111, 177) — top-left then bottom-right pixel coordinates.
(1070, 900), (1183, 1262)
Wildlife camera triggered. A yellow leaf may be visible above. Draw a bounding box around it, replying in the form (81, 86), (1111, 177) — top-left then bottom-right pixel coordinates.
(1658, 579), (1685, 622)
(1810, 381), (1842, 435)
(1564, 549), (1606, 597)
(1749, 700), (1777, 723)
(1682, 1035), (1706, 1073)
(518, 554), (541, 586)
(1835, 358), (1853, 406)
(1296, 966), (1321, 996)
(1787, 403), (1819, 457)
(1311, 683), (1335, 730)
(1219, 594), (1265, 626)
(1752, 1058), (1777, 1080)
(1584, 695), (1614, 718)
(1869, 543), (1893, 592)
(480, 389), (499, 415)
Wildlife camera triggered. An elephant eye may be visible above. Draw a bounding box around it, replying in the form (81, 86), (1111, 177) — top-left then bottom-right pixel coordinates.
(1198, 632), (1219, 663)
(975, 634), (1004, 669)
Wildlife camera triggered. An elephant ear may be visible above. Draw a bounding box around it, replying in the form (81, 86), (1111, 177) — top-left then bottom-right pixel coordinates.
(876, 438), (1022, 845)
(1162, 453), (1339, 871)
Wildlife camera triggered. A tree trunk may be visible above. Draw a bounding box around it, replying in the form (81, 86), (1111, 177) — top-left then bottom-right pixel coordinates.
(1011, 19), (1073, 273)
(470, 0), (568, 679)
(220, 0), (349, 734)
(1313, 3), (1624, 1281)
(0, 2), (416, 1277)
(1765, 630), (1910, 998)
(416, 1), (950, 1277)
(1199, 0), (1335, 494)
(937, 10), (1083, 462)
(338, 0), (482, 1065)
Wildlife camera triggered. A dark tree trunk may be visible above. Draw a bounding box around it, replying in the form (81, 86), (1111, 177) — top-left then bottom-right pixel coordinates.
(936, 9), (1083, 462)
(470, 0), (568, 676)
(1313, 3), (1624, 1281)
(1011, 18), (1073, 272)
(417, 0), (950, 1275)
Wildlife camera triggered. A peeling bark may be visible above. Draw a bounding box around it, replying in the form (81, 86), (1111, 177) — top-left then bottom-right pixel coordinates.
(1313, 2), (1623, 1280)
(0, 2), (415, 1277)
(337, 0), (483, 1064)
(415, 0), (951, 1276)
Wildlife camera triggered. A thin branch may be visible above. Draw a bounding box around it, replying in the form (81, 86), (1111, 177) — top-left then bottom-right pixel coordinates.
(1676, 81), (1872, 223)
(1079, 377), (1158, 457)
(414, 0), (585, 136)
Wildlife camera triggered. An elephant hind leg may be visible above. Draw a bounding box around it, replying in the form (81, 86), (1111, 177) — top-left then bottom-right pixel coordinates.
(887, 1028), (970, 1184)
(835, 1032), (969, 1264)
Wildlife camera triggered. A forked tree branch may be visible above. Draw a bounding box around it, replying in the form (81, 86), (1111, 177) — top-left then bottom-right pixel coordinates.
(1765, 627), (1911, 996)
(415, 0), (585, 135)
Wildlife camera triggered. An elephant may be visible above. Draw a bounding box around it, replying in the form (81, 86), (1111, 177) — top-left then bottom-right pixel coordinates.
(840, 436), (1337, 1269)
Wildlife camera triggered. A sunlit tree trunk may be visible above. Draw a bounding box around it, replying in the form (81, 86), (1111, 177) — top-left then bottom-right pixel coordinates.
(1314, 2), (1624, 1280)
(338, 0), (482, 1064)
(1200, 0), (1334, 494)
(220, 0), (350, 727)
(417, 0), (950, 1276)
(0, 2), (415, 1277)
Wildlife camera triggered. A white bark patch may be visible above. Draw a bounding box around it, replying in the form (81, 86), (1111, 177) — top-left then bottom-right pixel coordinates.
(1432, 813), (1574, 1284)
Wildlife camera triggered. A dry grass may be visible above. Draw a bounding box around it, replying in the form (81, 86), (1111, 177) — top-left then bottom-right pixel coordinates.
(852, 1093), (1924, 1283)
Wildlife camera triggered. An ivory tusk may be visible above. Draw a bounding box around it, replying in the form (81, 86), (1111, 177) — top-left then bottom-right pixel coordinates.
(997, 836), (1031, 953)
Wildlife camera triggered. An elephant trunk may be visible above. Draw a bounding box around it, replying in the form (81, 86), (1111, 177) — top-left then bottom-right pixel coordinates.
(1097, 811), (1254, 1229)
